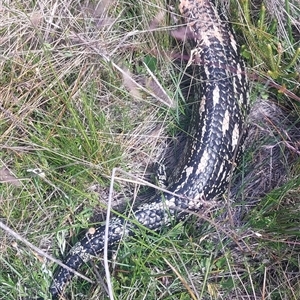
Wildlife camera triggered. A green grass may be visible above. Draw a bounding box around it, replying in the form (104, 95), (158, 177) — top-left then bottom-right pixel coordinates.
(1, 0), (300, 299)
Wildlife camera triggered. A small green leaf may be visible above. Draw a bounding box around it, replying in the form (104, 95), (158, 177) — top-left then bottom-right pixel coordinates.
(143, 56), (157, 72)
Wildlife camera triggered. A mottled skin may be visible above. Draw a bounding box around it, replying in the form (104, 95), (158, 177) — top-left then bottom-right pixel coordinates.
(49, 0), (249, 298)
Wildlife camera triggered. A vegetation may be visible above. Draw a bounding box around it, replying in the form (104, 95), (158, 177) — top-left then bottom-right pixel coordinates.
(0, 0), (299, 299)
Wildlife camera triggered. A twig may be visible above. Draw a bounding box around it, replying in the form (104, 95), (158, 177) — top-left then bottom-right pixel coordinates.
(0, 221), (93, 284)
(103, 168), (116, 300)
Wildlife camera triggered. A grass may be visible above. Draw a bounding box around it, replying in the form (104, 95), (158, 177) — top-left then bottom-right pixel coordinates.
(0, 0), (300, 299)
